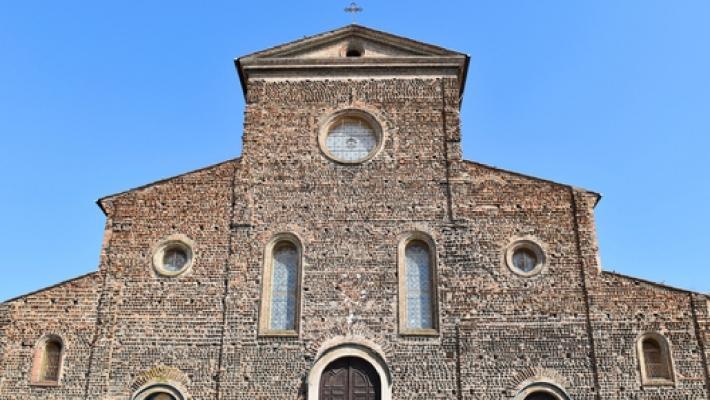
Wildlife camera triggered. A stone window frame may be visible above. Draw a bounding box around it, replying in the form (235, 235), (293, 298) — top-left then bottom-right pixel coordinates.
(504, 237), (547, 278)
(397, 231), (440, 336)
(151, 234), (196, 278)
(636, 332), (676, 386)
(258, 232), (304, 337)
(317, 108), (385, 165)
(29, 334), (65, 387)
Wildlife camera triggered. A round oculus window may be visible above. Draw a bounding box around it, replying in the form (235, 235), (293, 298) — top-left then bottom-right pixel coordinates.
(152, 235), (195, 277)
(505, 239), (546, 277)
(320, 111), (382, 164)
(162, 247), (188, 273)
(512, 247), (538, 273)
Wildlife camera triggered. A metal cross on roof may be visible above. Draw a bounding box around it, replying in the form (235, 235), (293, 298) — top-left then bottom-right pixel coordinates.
(344, 2), (363, 22)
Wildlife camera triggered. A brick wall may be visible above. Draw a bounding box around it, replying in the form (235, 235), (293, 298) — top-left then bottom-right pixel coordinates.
(587, 273), (709, 398)
(0, 72), (708, 400)
(0, 273), (101, 399)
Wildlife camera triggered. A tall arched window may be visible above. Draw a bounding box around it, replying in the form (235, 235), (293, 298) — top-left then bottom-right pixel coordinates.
(30, 335), (64, 385)
(398, 233), (438, 335)
(637, 333), (674, 385)
(259, 234), (302, 335)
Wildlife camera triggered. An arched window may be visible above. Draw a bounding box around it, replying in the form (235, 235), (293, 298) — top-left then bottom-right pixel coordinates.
(259, 234), (302, 335)
(398, 233), (438, 334)
(637, 333), (674, 385)
(30, 335), (64, 385)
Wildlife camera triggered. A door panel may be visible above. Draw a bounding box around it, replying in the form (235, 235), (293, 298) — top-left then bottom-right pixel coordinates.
(320, 357), (380, 400)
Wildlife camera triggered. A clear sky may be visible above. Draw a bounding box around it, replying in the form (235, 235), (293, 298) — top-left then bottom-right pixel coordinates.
(0, 1), (708, 301)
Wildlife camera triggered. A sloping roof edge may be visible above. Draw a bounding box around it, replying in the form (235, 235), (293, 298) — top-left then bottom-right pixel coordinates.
(462, 159), (603, 207)
(1, 271), (100, 304)
(239, 24), (465, 60)
(96, 157), (241, 215)
(602, 270), (709, 297)
(235, 24), (470, 101)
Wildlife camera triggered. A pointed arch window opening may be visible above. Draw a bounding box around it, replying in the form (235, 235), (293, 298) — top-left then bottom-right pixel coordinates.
(40, 340), (62, 382)
(30, 336), (64, 386)
(642, 337), (673, 381)
(637, 333), (675, 385)
(398, 234), (438, 335)
(259, 234), (303, 336)
(270, 241), (300, 331)
(405, 240), (434, 329)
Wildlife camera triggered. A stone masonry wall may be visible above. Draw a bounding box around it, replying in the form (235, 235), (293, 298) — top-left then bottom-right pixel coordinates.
(221, 78), (458, 400)
(0, 72), (708, 400)
(450, 161), (597, 400)
(87, 160), (240, 400)
(0, 272), (102, 400)
(588, 272), (709, 399)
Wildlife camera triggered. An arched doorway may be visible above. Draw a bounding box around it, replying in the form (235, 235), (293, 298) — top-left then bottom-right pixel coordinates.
(132, 384), (185, 400)
(513, 381), (569, 400)
(320, 357), (380, 400)
(145, 393), (176, 400)
(524, 393), (557, 400)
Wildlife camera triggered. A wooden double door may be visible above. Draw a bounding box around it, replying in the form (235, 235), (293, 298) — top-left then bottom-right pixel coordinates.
(319, 357), (380, 400)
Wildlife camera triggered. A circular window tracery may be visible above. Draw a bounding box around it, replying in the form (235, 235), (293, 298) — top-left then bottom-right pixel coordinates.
(512, 247), (538, 273)
(505, 239), (546, 277)
(152, 235), (195, 277)
(319, 110), (383, 164)
(162, 247), (188, 273)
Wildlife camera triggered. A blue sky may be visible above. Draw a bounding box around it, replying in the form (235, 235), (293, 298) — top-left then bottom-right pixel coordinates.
(0, 1), (708, 300)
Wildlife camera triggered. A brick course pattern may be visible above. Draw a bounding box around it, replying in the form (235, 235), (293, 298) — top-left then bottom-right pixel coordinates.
(0, 25), (708, 400)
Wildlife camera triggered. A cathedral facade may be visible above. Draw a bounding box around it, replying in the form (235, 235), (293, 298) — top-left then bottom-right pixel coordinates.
(0, 25), (708, 400)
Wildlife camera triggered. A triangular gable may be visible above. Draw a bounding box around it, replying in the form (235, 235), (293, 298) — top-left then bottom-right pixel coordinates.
(240, 24), (465, 60)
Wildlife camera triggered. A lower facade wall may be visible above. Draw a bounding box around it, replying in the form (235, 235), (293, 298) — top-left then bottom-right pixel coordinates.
(1, 271), (708, 399)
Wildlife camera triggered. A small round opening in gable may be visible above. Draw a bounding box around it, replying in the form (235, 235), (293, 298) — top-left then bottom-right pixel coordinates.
(505, 239), (546, 277)
(344, 42), (364, 58)
(162, 246), (189, 273)
(512, 247), (538, 273)
(152, 235), (195, 277)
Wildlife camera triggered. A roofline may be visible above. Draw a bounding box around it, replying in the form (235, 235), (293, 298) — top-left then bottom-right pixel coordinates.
(236, 57), (247, 100)
(240, 24), (466, 60)
(234, 24), (470, 103)
(1, 271), (99, 304)
(602, 270), (709, 297)
(462, 159), (602, 206)
(460, 54), (471, 102)
(96, 157), (241, 215)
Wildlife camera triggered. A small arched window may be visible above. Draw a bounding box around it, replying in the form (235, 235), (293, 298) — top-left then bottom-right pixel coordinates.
(259, 234), (302, 335)
(638, 333), (674, 385)
(398, 233), (438, 334)
(30, 335), (64, 385)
